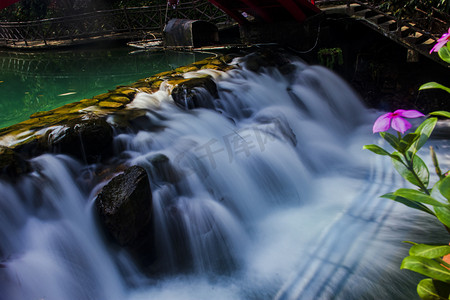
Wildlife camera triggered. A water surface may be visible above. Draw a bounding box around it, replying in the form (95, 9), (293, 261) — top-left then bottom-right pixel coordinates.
(0, 48), (209, 128)
(0, 52), (449, 300)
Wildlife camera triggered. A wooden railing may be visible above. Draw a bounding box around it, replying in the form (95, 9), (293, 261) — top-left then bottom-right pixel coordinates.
(0, 0), (230, 47)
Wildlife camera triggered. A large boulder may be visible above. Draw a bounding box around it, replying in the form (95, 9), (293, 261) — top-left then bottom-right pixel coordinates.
(95, 165), (155, 265)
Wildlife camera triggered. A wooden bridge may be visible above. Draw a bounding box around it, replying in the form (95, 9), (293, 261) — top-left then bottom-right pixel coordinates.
(0, 0), (447, 68)
(0, 0), (230, 49)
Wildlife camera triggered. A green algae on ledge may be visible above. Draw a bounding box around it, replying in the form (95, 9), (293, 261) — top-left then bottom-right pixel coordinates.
(0, 54), (237, 156)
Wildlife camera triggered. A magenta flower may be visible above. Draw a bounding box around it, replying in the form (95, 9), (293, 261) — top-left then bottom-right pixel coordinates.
(430, 28), (450, 53)
(373, 109), (425, 134)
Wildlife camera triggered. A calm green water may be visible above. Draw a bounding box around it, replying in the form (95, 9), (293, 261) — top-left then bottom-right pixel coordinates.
(0, 47), (209, 129)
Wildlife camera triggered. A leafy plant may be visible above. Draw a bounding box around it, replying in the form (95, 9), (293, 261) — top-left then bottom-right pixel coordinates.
(365, 110), (450, 299)
(364, 28), (450, 298)
(318, 48), (343, 70)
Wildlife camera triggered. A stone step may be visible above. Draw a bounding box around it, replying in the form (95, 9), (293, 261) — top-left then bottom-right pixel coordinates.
(353, 8), (379, 18)
(366, 14), (391, 25)
(379, 19), (397, 31)
(421, 38), (436, 45)
(399, 25), (414, 37)
(415, 38), (436, 53)
(405, 33), (430, 45)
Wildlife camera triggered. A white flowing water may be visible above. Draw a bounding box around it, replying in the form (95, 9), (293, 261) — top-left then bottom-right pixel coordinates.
(0, 54), (448, 300)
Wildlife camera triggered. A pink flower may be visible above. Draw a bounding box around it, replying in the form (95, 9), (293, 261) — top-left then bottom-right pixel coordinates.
(373, 109), (425, 134)
(430, 28), (450, 53)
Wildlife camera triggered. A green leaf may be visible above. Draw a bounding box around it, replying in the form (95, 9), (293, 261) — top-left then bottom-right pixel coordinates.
(393, 189), (447, 207)
(417, 278), (449, 300)
(363, 144), (391, 156)
(430, 111), (450, 119)
(409, 244), (450, 259)
(411, 153), (430, 187)
(401, 256), (450, 283)
(439, 176), (450, 202)
(380, 132), (400, 151)
(419, 82), (450, 94)
(438, 46), (450, 64)
(382, 193), (435, 215)
(392, 154), (430, 188)
(399, 133), (420, 153)
(389, 151), (404, 163)
(434, 206), (450, 229)
(410, 118), (438, 154)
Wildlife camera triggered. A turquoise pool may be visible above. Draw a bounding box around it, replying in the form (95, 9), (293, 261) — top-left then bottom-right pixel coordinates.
(0, 47), (209, 129)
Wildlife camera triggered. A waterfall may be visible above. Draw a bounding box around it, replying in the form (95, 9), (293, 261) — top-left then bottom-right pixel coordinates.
(0, 52), (448, 300)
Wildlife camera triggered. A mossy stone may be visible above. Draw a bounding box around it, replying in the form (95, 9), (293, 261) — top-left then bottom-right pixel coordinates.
(138, 87), (154, 94)
(30, 111), (53, 118)
(116, 88), (137, 98)
(80, 98), (99, 105)
(99, 101), (125, 108)
(94, 93), (112, 101)
(151, 80), (163, 90)
(201, 64), (221, 70)
(174, 66), (199, 73)
(110, 95), (131, 103)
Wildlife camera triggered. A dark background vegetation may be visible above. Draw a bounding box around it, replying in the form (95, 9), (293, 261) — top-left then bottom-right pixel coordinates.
(2, 0), (450, 27)
(3, 0), (450, 22)
(0, 0), (169, 21)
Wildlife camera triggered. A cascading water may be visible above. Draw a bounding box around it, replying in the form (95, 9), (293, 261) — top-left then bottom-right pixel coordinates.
(0, 52), (448, 300)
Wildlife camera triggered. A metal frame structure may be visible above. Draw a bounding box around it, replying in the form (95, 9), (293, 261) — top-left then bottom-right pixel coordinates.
(0, 0), (230, 48)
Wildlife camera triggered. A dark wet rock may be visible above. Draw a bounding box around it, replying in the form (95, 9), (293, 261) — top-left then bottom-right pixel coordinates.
(95, 165), (155, 264)
(0, 147), (31, 180)
(244, 53), (268, 72)
(46, 114), (113, 163)
(171, 76), (217, 109)
(109, 109), (148, 128)
(279, 63), (297, 75)
(254, 111), (297, 146)
(149, 154), (181, 183)
(244, 49), (292, 72)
